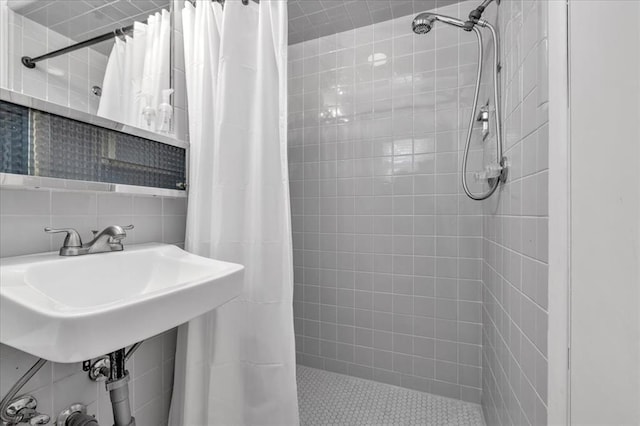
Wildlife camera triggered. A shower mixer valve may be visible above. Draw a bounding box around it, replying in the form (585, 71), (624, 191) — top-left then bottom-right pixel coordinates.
(477, 101), (491, 141)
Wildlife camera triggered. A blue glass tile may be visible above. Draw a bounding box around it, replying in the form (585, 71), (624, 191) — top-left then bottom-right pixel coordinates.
(0, 100), (186, 190)
(0, 102), (29, 175)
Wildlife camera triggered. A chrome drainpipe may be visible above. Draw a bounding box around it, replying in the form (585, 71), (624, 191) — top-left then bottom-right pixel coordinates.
(106, 349), (135, 426)
(86, 343), (142, 426)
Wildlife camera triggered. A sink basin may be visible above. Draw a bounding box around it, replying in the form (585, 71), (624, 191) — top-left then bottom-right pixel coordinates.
(0, 243), (244, 363)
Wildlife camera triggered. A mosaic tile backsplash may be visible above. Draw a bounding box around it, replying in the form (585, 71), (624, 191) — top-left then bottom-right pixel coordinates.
(0, 102), (29, 175)
(0, 100), (186, 190)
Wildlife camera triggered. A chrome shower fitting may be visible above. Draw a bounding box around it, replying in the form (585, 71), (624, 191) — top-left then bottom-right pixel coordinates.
(411, 14), (436, 34)
(412, 12), (467, 34)
(411, 9), (507, 201)
(465, 0), (500, 31)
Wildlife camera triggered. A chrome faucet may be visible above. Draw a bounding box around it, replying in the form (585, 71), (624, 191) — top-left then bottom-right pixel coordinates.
(45, 225), (134, 256)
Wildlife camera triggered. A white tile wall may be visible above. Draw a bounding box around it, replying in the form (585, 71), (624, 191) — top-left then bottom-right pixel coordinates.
(0, 187), (186, 426)
(289, 1), (487, 404)
(480, 1), (549, 425)
(5, 9), (107, 115)
(0, 188), (186, 257)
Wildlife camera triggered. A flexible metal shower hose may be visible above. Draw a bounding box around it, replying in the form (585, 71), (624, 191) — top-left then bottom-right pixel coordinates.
(461, 21), (505, 200)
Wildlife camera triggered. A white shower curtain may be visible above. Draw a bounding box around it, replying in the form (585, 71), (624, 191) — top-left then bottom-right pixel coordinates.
(0, 0), (9, 88)
(97, 9), (171, 131)
(170, 0), (298, 425)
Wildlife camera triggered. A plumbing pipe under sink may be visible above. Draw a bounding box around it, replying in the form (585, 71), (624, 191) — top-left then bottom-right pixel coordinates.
(0, 359), (49, 425)
(1, 343), (144, 426)
(104, 348), (136, 426)
(65, 413), (100, 426)
(58, 404), (100, 426)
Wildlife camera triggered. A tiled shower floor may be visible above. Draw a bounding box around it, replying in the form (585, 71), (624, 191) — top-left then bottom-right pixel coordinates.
(297, 366), (485, 426)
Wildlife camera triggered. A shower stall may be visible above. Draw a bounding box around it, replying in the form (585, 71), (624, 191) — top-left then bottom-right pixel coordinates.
(288, 0), (549, 423)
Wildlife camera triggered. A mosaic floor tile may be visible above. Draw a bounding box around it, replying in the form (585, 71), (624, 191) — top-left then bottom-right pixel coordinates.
(297, 366), (485, 426)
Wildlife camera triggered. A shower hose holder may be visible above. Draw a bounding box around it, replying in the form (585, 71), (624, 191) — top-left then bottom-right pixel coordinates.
(492, 156), (509, 186)
(475, 156), (509, 186)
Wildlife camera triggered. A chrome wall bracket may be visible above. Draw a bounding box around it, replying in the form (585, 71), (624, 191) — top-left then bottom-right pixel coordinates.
(88, 357), (111, 382)
(487, 156), (509, 187)
(475, 156), (509, 187)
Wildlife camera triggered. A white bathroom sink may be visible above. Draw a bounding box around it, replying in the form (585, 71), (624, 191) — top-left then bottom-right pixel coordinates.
(0, 243), (244, 363)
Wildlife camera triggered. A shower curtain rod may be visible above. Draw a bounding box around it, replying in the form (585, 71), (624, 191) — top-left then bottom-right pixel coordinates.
(21, 0), (258, 69)
(21, 23), (136, 68)
(189, 0), (259, 6)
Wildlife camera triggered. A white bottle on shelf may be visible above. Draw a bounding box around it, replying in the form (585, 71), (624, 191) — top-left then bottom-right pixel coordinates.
(157, 89), (174, 134)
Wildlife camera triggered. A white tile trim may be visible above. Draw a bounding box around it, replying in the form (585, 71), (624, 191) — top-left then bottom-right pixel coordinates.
(547, 1), (570, 424)
(0, 173), (187, 198)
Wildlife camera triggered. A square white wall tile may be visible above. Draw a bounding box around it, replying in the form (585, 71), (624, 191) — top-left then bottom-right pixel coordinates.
(480, 1), (549, 425)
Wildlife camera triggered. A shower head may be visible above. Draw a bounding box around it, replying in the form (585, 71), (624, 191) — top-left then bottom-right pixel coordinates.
(412, 12), (468, 35)
(412, 14), (436, 34)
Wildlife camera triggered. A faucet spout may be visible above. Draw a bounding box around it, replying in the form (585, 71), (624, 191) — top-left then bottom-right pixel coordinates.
(87, 225), (133, 254)
(92, 225), (126, 241)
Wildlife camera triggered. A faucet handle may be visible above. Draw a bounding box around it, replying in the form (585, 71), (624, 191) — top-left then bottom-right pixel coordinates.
(44, 227), (82, 247)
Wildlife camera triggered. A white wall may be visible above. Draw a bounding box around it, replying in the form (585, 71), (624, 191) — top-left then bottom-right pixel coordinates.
(569, 1), (640, 424)
(547, 1), (570, 424)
